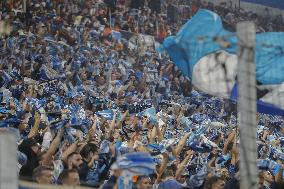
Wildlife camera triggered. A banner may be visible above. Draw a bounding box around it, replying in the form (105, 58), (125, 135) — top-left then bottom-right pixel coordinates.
(241, 0), (284, 10)
(159, 9), (284, 115)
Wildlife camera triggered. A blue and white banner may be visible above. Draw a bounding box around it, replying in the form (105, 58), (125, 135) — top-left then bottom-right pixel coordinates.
(160, 9), (284, 85)
(144, 107), (158, 125)
(159, 9), (284, 115)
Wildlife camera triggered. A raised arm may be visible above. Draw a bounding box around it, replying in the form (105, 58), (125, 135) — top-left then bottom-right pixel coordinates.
(41, 128), (64, 165)
(110, 111), (117, 132)
(230, 135), (238, 166)
(149, 126), (157, 144)
(61, 140), (79, 164)
(27, 112), (41, 139)
(176, 150), (194, 179)
(173, 133), (190, 158)
(223, 130), (236, 154)
(116, 110), (129, 129)
(275, 160), (284, 185)
(155, 124), (164, 142)
(87, 115), (98, 141)
(156, 152), (169, 184)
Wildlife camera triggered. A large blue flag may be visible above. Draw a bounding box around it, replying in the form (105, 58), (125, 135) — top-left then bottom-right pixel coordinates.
(159, 9), (284, 115)
(160, 9), (284, 85)
(159, 9), (236, 81)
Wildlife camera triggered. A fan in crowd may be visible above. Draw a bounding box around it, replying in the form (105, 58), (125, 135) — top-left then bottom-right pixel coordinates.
(1, 0), (284, 189)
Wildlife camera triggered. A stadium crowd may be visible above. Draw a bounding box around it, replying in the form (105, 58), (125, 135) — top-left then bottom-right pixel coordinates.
(0, 0), (284, 189)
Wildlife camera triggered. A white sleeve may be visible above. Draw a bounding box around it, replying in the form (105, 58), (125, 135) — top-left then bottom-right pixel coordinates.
(41, 129), (52, 152)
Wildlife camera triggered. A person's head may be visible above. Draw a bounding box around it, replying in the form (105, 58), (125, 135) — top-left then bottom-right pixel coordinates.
(211, 147), (220, 156)
(91, 15), (97, 22)
(178, 169), (190, 184)
(158, 179), (183, 189)
(8, 56), (17, 65)
(258, 172), (264, 188)
(18, 138), (41, 156)
(262, 170), (274, 184)
(80, 143), (99, 162)
(161, 167), (175, 180)
(124, 115), (133, 126)
(115, 70), (122, 80)
(180, 175), (189, 185)
(117, 96), (125, 105)
(137, 176), (152, 189)
(111, 72), (117, 81)
(169, 74), (174, 81)
(97, 75), (106, 85)
(129, 74), (136, 82)
(280, 126), (284, 134)
(223, 178), (240, 189)
(220, 168), (230, 181)
(24, 68), (32, 78)
(67, 152), (83, 170)
(174, 77), (179, 84)
(128, 84), (136, 92)
(113, 128), (121, 140)
(18, 119), (29, 132)
(32, 165), (54, 184)
(204, 176), (225, 189)
(58, 169), (80, 186)
(80, 71), (87, 81)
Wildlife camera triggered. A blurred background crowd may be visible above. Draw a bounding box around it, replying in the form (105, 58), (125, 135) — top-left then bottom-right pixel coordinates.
(0, 0), (284, 189)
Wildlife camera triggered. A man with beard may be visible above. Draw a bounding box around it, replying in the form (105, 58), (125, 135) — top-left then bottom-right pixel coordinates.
(79, 143), (100, 185)
(67, 152), (83, 171)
